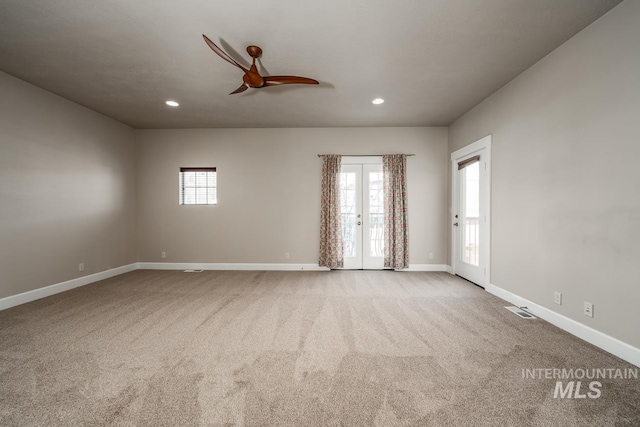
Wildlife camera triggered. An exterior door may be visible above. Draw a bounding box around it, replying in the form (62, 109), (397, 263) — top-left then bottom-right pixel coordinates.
(340, 162), (385, 270)
(452, 136), (491, 287)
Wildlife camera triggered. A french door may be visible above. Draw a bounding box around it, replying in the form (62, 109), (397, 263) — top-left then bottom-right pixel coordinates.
(452, 136), (491, 287)
(339, 161), (384, 269)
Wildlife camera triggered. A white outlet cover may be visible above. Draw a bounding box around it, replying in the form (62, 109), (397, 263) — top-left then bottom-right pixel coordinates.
(584, 302), (594, 317)
(554, 292), (562, 305)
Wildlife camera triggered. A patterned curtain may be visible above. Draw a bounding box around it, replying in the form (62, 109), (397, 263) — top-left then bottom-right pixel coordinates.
(318, 155), (344, 268)
(383, 154), (409, 269)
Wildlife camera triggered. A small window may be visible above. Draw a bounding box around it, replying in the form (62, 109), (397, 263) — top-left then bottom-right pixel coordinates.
(179, 167), (217, 205)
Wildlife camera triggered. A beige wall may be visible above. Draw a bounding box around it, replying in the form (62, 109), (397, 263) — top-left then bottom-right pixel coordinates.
(135, 127), (448, 266)
(449, 1), (640, 348)
(0, 71), (137, 299)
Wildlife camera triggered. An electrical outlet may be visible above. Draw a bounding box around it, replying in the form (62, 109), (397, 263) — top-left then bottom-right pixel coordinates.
(554, 292), (562, 305)
(584, 302), (594, 318)
(161, 251), (166, 259)
(285, 252), (290, 260)
(428, 253), (434, 260)
(79, 263), (85, 272)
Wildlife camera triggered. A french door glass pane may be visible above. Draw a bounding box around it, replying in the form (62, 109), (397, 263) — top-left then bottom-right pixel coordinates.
(369, 171), (384, 257)
(462, 162), (480, 266)
(339, 172), (357, 258)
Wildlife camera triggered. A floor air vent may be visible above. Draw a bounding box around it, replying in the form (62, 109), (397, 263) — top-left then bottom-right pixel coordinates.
(505, 306), (536, 319)
(183, 269), (204, 273)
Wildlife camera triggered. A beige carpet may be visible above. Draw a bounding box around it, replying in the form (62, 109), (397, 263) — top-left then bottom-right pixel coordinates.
(0, 270), (638, 426)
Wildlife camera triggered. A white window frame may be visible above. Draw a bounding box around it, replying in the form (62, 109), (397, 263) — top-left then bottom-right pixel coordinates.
(179, 167), (217, 205)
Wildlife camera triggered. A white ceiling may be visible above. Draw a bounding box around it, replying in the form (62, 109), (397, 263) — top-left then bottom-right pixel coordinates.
(0, 0), (622, 129)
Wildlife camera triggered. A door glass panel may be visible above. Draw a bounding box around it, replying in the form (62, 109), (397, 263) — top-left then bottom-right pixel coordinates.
(462, 162), (480, 266)
(368, 171), (384, 257)
(339, 172), (357, 258)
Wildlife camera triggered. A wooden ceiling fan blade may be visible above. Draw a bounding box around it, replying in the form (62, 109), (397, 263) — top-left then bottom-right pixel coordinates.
(229, 83), (248, 95)
(264, 76), (319, 86)
(201, 37), (320, 94)
(202, 35), (249, 73)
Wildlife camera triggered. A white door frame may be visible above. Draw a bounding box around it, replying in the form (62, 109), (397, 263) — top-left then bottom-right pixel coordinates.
(341, 156), (384, 270)
(451, 135), (492, 287)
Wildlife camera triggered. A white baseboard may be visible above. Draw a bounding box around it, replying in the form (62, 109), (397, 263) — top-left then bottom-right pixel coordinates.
(486, 283), (640, 368)
(400, 264), (450, 272)
(136, 262), (330, 271)
(0, 263), (138, 311)
(0, 262), (457, 312)
(1, 262), (454, 311)
(3, 266), (637, 368)
(137, 262), (452, 272)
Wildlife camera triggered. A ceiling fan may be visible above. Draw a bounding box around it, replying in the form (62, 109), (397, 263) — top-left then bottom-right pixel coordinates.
(202, 35), (319, 95)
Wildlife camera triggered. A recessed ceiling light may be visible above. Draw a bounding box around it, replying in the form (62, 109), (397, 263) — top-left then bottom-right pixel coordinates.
(165, 100), (179, 107)
(372, 98), (384, 105)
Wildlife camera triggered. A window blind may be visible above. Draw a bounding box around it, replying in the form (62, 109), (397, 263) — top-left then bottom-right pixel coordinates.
(179, 167), (217, 205)
(457, 155), (480, 170)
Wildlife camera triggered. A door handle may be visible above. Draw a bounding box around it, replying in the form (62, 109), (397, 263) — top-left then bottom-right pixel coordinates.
(357, 221), (362, 226)
(453, 222), (459, 227)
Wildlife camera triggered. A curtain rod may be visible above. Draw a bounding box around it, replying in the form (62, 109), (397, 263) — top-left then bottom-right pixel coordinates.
(317, 154), (415, 157)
